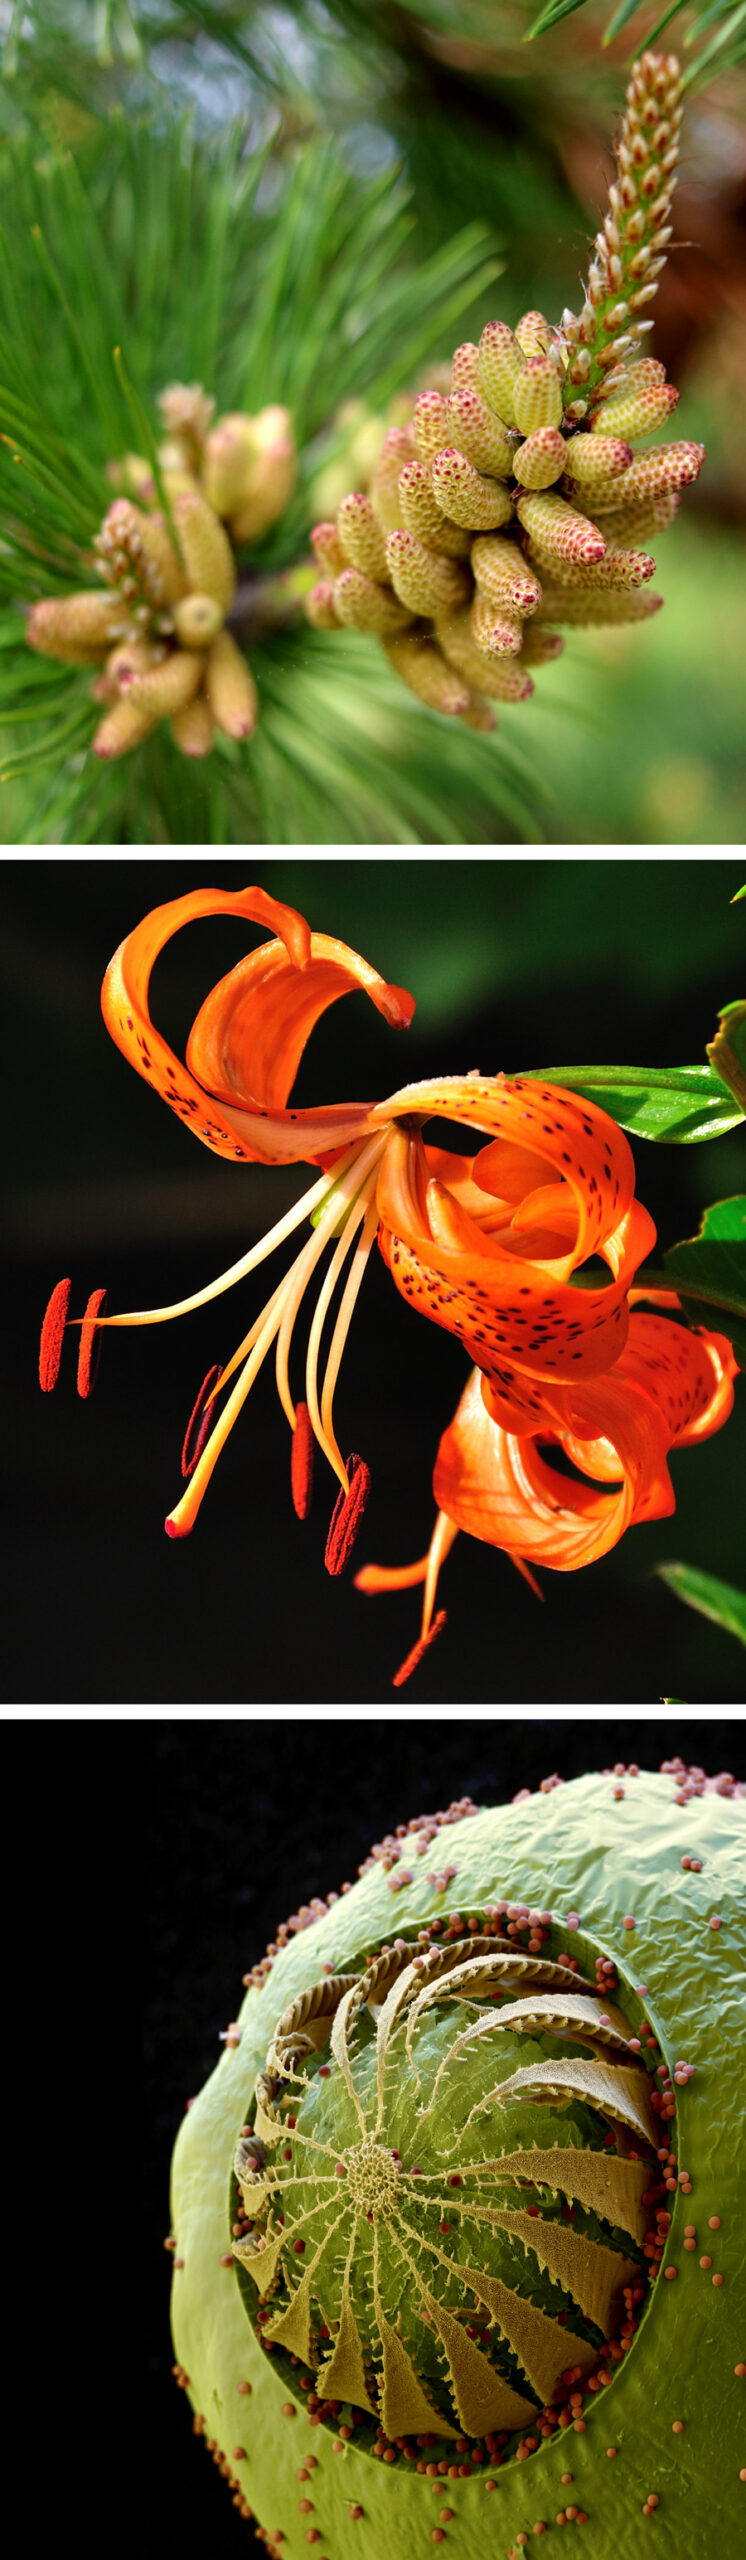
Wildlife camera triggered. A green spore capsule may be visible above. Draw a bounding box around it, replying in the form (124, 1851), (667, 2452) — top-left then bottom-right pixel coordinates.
(170, 1765), (745, 2553)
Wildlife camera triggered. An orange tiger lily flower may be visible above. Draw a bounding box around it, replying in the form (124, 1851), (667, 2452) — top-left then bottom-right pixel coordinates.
(40, 882), (698, 1660)
(357, 1299), (737, 1682)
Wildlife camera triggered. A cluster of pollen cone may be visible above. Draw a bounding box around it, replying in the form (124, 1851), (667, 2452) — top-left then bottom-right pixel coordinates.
(308, 52), (704, 726)
(233, 1933), (657, 2446)
(26, 385), (295, 759)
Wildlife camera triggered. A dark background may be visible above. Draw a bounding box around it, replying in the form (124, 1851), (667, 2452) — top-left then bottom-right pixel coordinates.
(7, 852), (745, 1706)
(147, 1718), (746, 2553)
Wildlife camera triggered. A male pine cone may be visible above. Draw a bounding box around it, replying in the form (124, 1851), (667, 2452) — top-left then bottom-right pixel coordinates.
(307, 54), (703, 728)
(26, 388), (296, 761)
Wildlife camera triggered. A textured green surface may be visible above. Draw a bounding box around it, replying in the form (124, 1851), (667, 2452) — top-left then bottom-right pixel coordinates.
(170, 1772), (746, 2553)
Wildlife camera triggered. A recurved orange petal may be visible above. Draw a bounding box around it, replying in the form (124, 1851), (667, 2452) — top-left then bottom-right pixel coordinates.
(101, 886), (415, 1166)
(373, 1081), (656, 1425)
(433, 1309), (736, 1572)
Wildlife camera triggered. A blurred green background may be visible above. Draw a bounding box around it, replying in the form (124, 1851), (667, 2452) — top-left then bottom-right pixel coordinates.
(2, 1), (745, 842)
(8, 852), (744, 1706)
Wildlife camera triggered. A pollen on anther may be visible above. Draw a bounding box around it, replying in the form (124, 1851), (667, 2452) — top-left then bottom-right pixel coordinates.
(291, 1402), (315, 1521)
(182, 1364), (224, 1479)
(39, 1276), (71, 1391)
(76, 1286), (108, 1398)
(393, 1610), (448, 1691)
(325, 1454), (371, 1576)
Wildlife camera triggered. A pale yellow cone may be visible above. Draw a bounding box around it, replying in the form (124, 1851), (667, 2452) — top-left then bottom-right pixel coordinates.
(124, 649), (206, 720)
(173, 591), (225, 648)
(92, 694), (156, 758)
(205, 629), (259, 739)
(171, 696), (216, 757)
(202, 417), (257, 518)
(27, 591), (122, 660)
(174, 490), (236, 611)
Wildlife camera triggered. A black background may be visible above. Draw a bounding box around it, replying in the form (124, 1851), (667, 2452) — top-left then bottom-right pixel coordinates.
(6, 853), (746, 1706)
(147, 1717), (746, 2554)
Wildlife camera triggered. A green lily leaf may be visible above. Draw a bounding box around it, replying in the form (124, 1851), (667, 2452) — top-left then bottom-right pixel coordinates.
(663, 1197), (746, 1367)
(657, 1563), (746, 1652)
(706, 1000), (746, 1116)
(531, 1062), (743, 1143)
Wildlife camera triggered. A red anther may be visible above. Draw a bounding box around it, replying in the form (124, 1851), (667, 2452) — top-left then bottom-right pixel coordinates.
(393, 1610), (448, 1692)
(76, 1286), (107, 1398)
(325, 1453), (371, 1575)
(182, 1364), (223, 1479)
(291, 1402), (315, 1520)
(39, 1276), (71, 1391)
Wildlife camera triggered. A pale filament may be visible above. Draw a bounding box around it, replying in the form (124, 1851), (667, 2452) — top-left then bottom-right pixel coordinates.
(166, 1287), (289, 1536)
(165, 1134), (387, 1531)
(310, 1192), (381, 1484)
(203, 1271), (290, 1401)
(355, 1506), (460, 1641)
(274, 1132), (388, 1481)
(84, 1153), (359, 1332)
(421, 1507), (459, 1639)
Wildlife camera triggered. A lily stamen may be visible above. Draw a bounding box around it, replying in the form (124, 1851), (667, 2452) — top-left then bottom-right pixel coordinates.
(307, 1183), (384, 1486)
(290, 1403), (314, 1520)
(92, 1133), (382, 1539)
(274, 1133), (387, 1485)
(319, 1191), (381, 1472)
(324, 1454), (372, 1577)
(181, 1364), (224, 1480)
(421, 1508), (459, 1644)
(355, 1507), (458, 1686)
(165, 1286), (288, 1538)
(90, 1154), (356, 1334)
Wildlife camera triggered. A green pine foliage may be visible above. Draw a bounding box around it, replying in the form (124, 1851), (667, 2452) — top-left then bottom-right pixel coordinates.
(0, 112), (552, 841)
